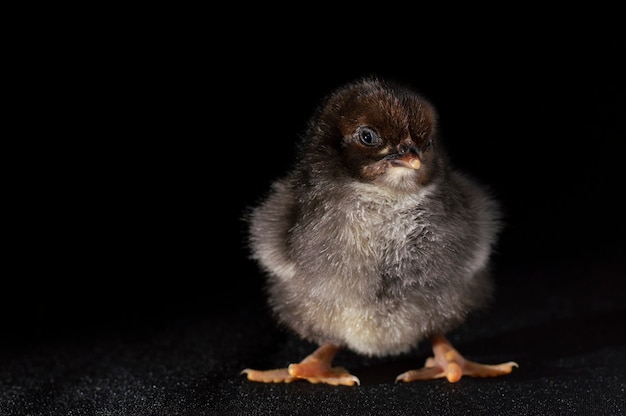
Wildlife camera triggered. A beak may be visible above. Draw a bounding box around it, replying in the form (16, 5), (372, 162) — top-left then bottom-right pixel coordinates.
(385, 139), (422, 170)
(390, 156), (421, 170)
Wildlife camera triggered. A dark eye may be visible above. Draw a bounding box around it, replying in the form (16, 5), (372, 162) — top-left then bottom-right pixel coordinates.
(357, 126), (381, 146)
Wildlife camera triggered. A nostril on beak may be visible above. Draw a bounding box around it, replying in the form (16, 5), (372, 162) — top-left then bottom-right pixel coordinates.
(398, 140), (419, 155)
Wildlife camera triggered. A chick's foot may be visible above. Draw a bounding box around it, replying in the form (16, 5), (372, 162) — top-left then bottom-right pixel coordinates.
(242, 343), (360, 386)
(395, 334), (518, 383)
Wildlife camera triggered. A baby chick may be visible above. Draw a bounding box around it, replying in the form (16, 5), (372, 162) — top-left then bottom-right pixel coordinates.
(242, 76), (518, 386)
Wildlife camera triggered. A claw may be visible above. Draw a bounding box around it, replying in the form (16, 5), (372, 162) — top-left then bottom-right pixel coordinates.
(242, 343), (360, 386)
(396, 334), (518, 383)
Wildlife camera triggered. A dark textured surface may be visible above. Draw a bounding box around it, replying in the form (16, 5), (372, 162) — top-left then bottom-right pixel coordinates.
(4, 28), (625, 415)
(2, 251), (625, 415)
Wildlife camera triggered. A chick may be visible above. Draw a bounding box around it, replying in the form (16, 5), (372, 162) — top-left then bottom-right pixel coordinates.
(242, 76), (518, 386)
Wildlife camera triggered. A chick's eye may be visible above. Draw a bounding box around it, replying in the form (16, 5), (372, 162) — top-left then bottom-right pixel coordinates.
(357, 127), (381, 146)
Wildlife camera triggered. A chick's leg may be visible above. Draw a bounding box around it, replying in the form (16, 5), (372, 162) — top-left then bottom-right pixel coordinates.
(396, 334), (518, 383)
(242, 343), (360, 386)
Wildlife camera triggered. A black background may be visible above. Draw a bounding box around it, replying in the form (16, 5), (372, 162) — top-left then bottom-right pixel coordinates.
(3, 25), (625, 415)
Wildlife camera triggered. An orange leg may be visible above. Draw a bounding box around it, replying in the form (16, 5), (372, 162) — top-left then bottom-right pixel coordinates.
(242, 343), (360, 386)
(396, 334), (518, 383)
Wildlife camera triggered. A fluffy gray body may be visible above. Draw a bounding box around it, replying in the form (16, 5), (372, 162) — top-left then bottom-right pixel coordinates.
(247, 77), (501, 358)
